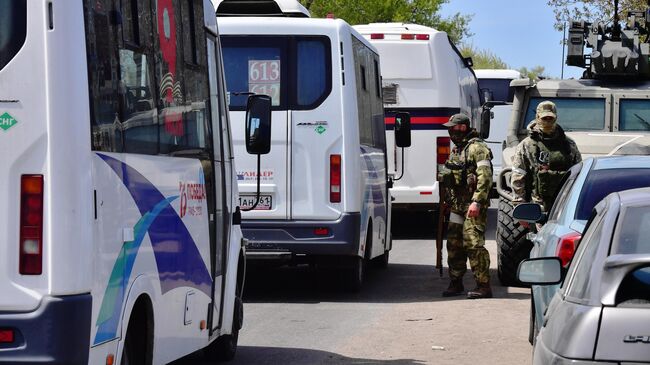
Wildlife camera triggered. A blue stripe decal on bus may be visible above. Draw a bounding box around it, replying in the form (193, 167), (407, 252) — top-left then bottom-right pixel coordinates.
(93, 154), (213, 344)
(93, 196), (177, 345)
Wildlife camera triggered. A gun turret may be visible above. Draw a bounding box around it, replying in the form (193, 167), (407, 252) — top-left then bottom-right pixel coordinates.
(566, 1), (650, 79)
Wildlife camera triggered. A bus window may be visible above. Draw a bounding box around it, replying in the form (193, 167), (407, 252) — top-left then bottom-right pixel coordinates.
(0, 1), (26, 71)
(222, 36), (331, 110)
(477, 78), (514, 103)
(297, 39), (328, 107)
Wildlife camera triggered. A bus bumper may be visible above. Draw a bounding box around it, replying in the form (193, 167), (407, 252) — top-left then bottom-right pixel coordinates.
(0, 294), (92, 364)
(242, 212), (361, 258)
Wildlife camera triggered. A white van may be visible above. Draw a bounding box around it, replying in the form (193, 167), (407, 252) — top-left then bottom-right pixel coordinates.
(217, 8), (394, 289)
(0, 1), (267, 363)
(475, 69), (522, 182)
(355, 23), (483, 212)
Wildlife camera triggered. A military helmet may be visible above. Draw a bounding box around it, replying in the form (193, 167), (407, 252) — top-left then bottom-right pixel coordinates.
(536, 101), (557, 120)
(443, 113), (470, 127)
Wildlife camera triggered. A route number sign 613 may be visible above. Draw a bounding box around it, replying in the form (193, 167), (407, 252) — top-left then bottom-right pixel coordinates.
(248, 60), (280, 106)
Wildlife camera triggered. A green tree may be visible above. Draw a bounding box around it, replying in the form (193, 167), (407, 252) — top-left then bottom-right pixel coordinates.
(518, 66), (547, 80)
(459, 44), (509, 69)
(299, 0), (473, 43)
(547, 0), (647, 31)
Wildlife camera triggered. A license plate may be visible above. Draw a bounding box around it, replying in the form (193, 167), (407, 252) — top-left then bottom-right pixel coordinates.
(238, 194), (272, 210)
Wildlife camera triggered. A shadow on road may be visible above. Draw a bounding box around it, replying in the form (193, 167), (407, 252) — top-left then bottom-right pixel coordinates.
(173, 346), (426, 365)
(244, 264), (528, 304)
(391, 205), (498, 241)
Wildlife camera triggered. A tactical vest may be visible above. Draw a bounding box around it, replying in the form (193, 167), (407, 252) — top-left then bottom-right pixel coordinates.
(442, 138), (492, 211)
(529, 137), (573, 210)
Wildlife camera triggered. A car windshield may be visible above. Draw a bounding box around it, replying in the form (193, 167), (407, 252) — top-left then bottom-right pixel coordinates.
(619, 99), (650, 131)
(613, 206), (650, 254)
(477, 78), (514, 103)
(0, 1), (27, 72)
(523, 97), (606, 131)
(575, 168), (650, 220)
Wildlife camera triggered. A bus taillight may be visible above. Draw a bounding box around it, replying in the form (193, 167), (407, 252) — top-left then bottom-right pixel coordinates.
(20, 175), (44, 275)
(437, 137), (450, 164)
(330, 155), (341, 203)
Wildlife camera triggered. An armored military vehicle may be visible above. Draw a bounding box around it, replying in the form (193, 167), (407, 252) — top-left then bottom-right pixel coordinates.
(496, 3), (650, 286)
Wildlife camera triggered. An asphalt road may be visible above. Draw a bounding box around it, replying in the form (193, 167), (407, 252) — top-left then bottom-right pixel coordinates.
(177, 207), (532, 364)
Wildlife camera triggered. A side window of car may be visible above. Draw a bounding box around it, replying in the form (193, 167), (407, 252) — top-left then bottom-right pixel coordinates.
(564, 208), (605, 301)
(547, 174), (576, 222)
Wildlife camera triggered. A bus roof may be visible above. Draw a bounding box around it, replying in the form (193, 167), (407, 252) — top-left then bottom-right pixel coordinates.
(213, 0), (310, 17)
(354, 23), (444, 35)
(218, 16), (377, 53)
(474, 69), (522, 80)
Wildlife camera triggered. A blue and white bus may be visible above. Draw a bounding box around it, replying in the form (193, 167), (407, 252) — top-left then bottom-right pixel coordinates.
(0, 1), (269, 363)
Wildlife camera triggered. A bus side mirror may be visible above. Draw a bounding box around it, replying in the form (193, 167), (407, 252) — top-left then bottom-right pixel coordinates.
(245, 95), (272, 155)
(394, 112), (411, 148)
(480, 106), (491, 140)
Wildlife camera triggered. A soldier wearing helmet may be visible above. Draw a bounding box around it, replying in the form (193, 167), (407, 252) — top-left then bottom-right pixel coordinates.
(511, 101), (582, 215)
(438, 113), (494, 299)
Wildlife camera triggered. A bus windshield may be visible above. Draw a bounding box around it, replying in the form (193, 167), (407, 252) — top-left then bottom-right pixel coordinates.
(221, 35), (331, 111)
(0, 1), (27, 71)
(522, 97), (606, 131)
(477, 78), (514, 103)
(619, 99), (650, 131)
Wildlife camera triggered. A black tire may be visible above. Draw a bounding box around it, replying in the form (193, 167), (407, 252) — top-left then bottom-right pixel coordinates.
(205, 296), (243, 362)
(496, 197), (533, 287)
(121, 302), (152, 365)
(373, 250), (389, 269)
(346, 229), (371, 292)
(528, 294), (535, 345)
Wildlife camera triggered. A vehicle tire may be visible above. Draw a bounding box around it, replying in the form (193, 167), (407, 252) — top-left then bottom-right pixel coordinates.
(346, 230), (371, 292)
(373, 250), (389, 269)
(528, 294), (535, 345)
(121, 303), (152, 365)
(205, 296), (243, 362)
(496, 197), (533, 287)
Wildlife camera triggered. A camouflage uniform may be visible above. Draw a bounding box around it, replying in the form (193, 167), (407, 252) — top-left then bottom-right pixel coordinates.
(439, 130), (493, 287)
(511, 117), (582, 211)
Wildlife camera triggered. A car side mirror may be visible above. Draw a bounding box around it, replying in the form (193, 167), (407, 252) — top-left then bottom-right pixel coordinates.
(245, 95), (272, 155)
(479, 106), (491, 140)
(513, 203), (545, 223)
(517, 257), (562, 285)
(394, 112), (411, 148)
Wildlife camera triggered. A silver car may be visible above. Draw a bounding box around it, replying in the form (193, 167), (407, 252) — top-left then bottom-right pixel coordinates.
(514, 156), (650, 343)
(518, 187), (650, 364)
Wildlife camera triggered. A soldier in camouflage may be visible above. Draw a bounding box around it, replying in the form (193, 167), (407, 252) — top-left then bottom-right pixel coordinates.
(511, 101), (581, 218)
(438, 113), (494, 299)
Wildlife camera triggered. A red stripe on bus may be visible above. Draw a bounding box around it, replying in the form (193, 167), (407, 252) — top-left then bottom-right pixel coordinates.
(385, 116), (449, 125)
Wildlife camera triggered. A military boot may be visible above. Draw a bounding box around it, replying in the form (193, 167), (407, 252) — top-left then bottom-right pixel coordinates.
(467, 283), (493, 299)
(442, 279), (464, 297)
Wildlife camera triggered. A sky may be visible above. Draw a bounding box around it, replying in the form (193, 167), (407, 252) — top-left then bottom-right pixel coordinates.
(440, 0), (584, 79)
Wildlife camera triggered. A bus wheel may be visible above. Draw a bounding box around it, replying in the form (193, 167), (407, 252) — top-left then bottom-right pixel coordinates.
(205, 296), (243, 361)
(121, 299), (153, 365)
(347, 230), (370, 292)
(373, 250), (389, 269)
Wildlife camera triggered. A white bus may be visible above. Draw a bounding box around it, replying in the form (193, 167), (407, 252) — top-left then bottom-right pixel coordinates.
(0, 1), (270, 363)
(475, 69), (522, 183)
(355, 23), (484, 212)
(217, 4), (400, 290)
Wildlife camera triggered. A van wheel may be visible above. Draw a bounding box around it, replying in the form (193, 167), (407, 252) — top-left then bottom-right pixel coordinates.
(121, 300), (153, 365)
(373, 250), (389, 269)
(347, 256), (365, 292)
(205, 296), (243, 362)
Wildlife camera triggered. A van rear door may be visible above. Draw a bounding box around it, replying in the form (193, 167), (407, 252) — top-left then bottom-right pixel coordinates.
(222, 36), (290, 219)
